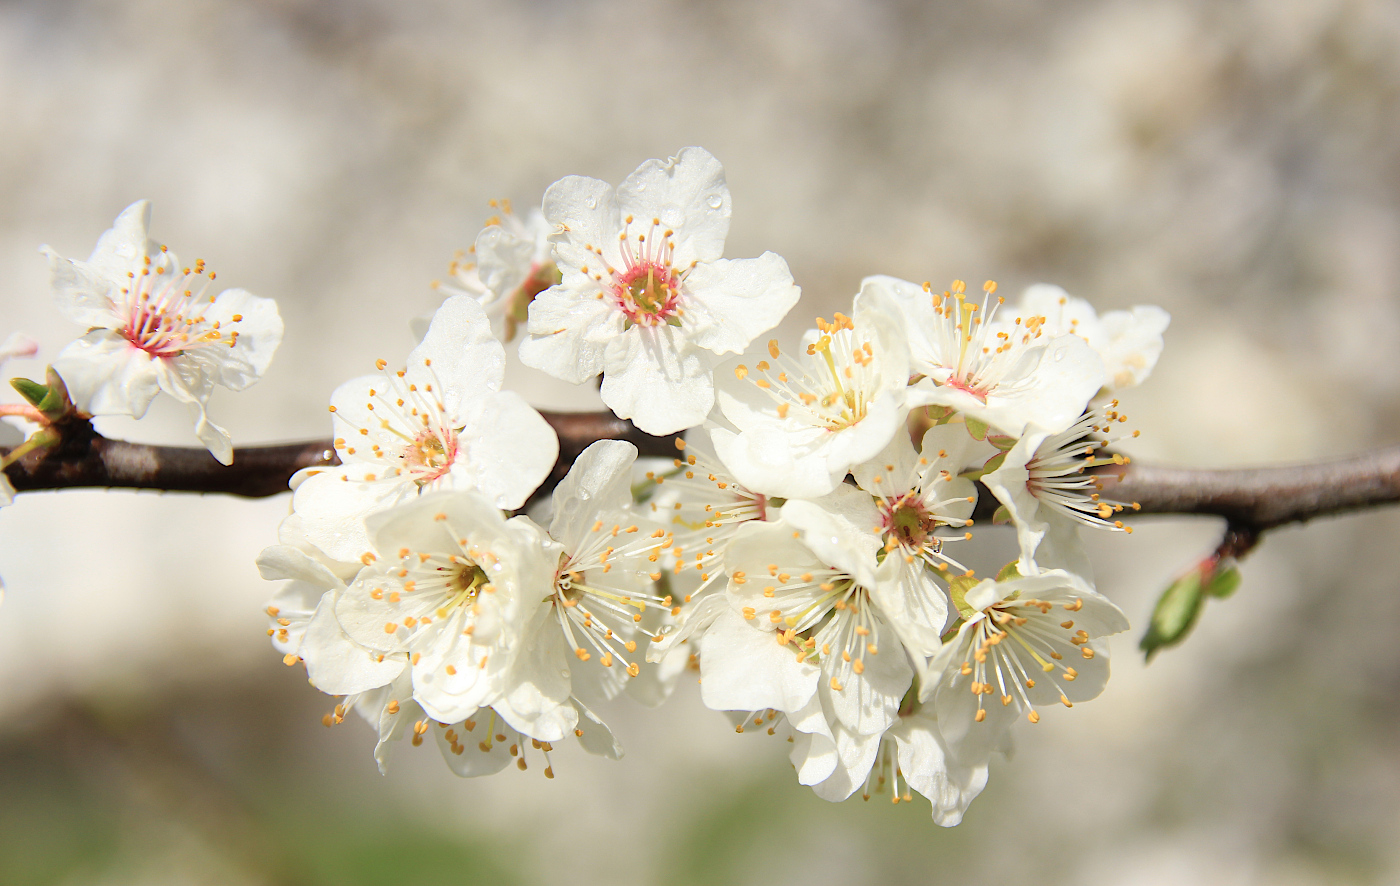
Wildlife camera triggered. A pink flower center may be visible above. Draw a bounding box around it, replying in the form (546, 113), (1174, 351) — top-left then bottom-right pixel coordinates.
(403, 428), (458, 484)
(610, 216), (683, 327)
(117, 256), (238, 359)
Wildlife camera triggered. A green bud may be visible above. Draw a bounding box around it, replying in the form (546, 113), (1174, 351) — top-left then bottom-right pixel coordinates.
(964, 416), (989, 441)
(995, 560), (1022, 582)
(991, 504), (1011, 525)
(10, 377), (47, 407)
(1140, 571), (1203, 660)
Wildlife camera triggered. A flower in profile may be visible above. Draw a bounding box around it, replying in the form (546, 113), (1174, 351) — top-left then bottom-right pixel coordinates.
(922, 569), (1129, 760)
(45, 200), (283, 464)
(868, 275), (1103, 438)
(292, 294), (557, 562)
(519, 147), (800, 435)
(710, 286), (912, 498)
(1016, 283), (1170, 392)
(536, 440), (677, 707)
(981, 405), (1140, 576)
(435, 200), (559, 343)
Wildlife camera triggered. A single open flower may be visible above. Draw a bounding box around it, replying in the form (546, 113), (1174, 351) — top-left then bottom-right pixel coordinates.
(711, 286), (912, 498)
(292, 294), (557, 563)
(868, 275), (1103, 438)
(923, 569), (1129, 762)
(45, 200), (282, 464)
(519, 147), (800, 434)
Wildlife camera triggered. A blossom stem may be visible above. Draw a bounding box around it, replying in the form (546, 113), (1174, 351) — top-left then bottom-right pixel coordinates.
(5, 414), (1400, 535)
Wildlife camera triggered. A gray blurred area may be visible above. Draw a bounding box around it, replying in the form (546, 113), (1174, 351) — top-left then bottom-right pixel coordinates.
(3, 0), (1400, 883)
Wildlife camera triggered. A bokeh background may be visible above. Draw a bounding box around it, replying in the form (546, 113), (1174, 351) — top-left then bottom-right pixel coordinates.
(3, 0), (1400, 883)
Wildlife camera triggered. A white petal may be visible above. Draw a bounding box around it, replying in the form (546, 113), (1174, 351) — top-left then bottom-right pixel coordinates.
(195, 288), (283, 391)
(548, 440), (639, 548)
(53, 333), (161, 418)
(891, 708), (990, 827)
(518, 285), (616, 384)
(810, 724), (882, 802)
(598, 329), (715, 435)
(300, 593), (407, 695)
(682, 254), (800, 355)
(699, 608), (820, 715)
(615, 147), (730, 266)
(454, 390), (559, 509)
(412, 293), (506, 398)
(816, 609), (911, 736)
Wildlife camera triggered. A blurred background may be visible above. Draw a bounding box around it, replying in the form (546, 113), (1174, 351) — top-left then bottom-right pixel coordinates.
(3, 0), (1400, 883)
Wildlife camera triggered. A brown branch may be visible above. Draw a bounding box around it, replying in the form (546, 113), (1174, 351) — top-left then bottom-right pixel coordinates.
(6, 416), (1400, 534)
(1, 412), (680, 499)
(1092, 445), (1400, 530)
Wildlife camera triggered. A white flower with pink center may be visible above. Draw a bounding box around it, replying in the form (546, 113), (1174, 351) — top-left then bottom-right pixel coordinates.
(866, 275), (1104, 438)
(518, 147), (801, 435)
(292, 295), (557, 563)
(45, 200), (283, 464)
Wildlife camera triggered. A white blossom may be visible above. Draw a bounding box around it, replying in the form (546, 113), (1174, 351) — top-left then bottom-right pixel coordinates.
(981, 405), (1140, 576)
(292, 294), (557, 563)
(642, 427), (774, 660)
(922, 569), (1129, 762)
(721, 521), (914, 742)
(538, 440), (679, 711)
(331, 491), (556, 728)
(519, 147), (800, 435)
(711, 286), (912, 498)
(783, 423), (986, 659)
(868, 274), (1104, 438)
(435, 202), (558, 343)
(45, 200), (283, 464)
(1017, 283), (1170, 391)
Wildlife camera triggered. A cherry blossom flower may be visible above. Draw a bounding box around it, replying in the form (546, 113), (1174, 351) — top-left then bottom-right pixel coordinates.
(981, 405), (1141, 576)
(721, 521), (915, 742)
(434, 201), (558, 343)
(536, 440), (679, 710)
(331, 491), (556, 730)
(1017, 283), (1170, 391)
(519, 147), (800, 434)
(868, 275), (1104, 438)
(711, 286), (912, 498)
(642, 428), (774, 659)
(45, 200), (283, 464)
(292, 294), (557, 562)
(782, 423), (986, 658)
(922, 569), (1129, 761)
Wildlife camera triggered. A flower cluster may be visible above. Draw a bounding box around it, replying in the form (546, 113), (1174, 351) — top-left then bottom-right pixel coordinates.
(262, 147), (1169, 825)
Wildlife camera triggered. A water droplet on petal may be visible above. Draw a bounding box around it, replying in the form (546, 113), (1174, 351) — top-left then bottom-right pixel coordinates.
(585, 197), (598, 209)
(559, 669), (570, 679)
(579, 490), (592, 501)
(1053, 348), (1065, 363)
(707, 194), (723, 209)
(831, 537), (840, 546)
